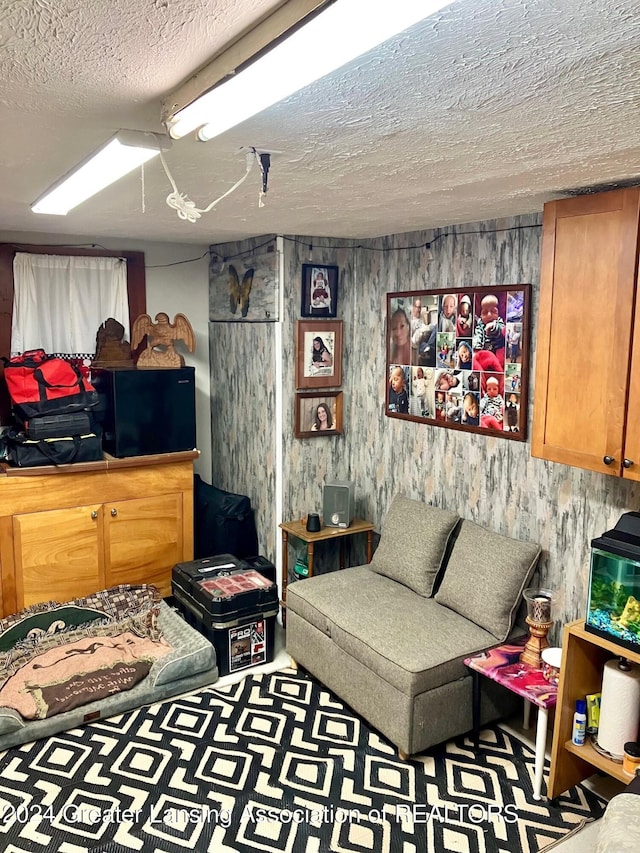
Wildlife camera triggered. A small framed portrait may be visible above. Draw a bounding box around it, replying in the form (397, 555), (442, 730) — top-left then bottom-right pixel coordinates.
(295, 391), (343, 438)
(301, 264), (339, 318)
(295, 320), (343, 389)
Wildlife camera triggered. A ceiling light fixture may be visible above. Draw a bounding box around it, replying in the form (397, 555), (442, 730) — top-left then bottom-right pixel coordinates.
(31, 130), (170, 216)
(167, 0), (452, 142)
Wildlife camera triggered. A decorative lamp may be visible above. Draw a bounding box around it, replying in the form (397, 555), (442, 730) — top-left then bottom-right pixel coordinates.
(520, 587), (554, 668)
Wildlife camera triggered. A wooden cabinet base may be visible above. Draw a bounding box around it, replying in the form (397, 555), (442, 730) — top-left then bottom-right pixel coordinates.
(0, 452), (196, 617)
(548, 620), (640, 799)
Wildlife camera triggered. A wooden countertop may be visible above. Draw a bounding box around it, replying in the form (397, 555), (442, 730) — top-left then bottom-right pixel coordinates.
(0, 448), (199, 477)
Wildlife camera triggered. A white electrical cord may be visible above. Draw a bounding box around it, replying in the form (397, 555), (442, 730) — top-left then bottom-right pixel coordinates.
(160, 149), (258, 222)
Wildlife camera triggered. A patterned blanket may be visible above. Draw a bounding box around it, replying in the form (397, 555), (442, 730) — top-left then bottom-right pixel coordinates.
(0, 585), (173, 720)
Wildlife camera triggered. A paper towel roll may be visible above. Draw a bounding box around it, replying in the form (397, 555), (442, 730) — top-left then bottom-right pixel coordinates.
(597, 659), (640, 757)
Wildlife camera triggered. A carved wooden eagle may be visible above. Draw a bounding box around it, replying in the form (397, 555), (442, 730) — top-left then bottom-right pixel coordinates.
(131, 312), (195, 368)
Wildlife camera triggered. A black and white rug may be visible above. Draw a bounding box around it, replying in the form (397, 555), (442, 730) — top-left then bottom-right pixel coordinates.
(0, 668), (605, 852)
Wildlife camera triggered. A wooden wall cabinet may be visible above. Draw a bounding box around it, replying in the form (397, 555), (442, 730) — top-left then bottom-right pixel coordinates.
(532, 187), (640, 478)
(0, 453), (195, 617)
(548, 619), (640, 799)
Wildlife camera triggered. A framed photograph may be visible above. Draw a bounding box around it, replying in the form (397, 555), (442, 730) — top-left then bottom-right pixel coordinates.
(295, 391), (343, 438)
(301, 264), (339, 318)
(385, 284), (531, 440)
(295, 320), (343, 389)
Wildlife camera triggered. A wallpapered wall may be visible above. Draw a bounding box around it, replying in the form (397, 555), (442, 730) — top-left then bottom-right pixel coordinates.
(210, 215), (640, 634)
(207, 236), (279, 559)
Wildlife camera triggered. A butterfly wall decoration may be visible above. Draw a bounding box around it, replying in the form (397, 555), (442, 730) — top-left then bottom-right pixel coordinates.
(208, 239), (279, 322)
(228, 265), (254, 318)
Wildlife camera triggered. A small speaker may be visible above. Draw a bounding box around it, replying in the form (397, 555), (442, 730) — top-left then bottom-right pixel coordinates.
(323, 481), (355, 529)
(306, 513), (321, 532)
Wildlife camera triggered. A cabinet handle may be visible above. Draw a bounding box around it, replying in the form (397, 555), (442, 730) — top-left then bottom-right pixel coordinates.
(111, 508), (118, 517)
(91, 511), (98, 520)
(603, 456), (615, 466)
(623, 458), (634, 468)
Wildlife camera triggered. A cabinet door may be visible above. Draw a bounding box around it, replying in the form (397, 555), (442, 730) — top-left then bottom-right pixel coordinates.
(104, 494), (183, 597)
(621, 282), (640, 480)
(13, 505), (105, 608)
(532, 188), (640, 474)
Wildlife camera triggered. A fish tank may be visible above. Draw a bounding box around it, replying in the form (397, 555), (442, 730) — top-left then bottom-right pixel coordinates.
(586, 512), (640, 653)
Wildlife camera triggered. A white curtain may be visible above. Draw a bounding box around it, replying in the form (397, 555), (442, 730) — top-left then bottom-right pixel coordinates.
(11, 253), (129, 355)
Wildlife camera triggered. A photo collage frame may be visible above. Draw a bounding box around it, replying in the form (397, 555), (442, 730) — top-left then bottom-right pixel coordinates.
(386, 285), (530, 439)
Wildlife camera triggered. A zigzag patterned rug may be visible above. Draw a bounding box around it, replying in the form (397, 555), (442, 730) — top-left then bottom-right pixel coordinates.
(0, 668), (605, 853)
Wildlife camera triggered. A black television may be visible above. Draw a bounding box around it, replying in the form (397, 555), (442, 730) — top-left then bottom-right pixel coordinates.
(92, 367), (196, 458)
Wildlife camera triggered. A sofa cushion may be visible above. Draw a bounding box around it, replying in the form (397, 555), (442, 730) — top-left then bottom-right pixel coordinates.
(369, 495), (460, 597)
(286, 566), (501, 696)
(434, 520), (541, 641)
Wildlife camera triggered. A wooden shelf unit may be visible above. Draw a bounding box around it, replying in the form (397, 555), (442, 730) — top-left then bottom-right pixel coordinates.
(548, 619), (640, 799)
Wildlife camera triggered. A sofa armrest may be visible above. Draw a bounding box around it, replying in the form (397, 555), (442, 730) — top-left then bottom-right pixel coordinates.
(595, 776), (640, 853)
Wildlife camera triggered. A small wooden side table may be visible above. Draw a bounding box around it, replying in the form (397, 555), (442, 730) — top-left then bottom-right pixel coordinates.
(279, 518), (375, 618)
(464, 637), (558, 801)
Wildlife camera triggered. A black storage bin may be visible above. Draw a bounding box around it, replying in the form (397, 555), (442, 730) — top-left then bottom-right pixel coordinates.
(172, 554), (249, 602)
(171, 556), (278, 676)
(194, 475), (259, 559)
(242, 555), (277, 586)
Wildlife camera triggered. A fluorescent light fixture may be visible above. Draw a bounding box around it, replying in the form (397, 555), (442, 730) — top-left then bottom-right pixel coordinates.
(32, 130), (169, 215)
(168, 0), (452, 142)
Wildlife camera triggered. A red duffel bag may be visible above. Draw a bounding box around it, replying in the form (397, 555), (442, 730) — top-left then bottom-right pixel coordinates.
(2, 349), (98, 420)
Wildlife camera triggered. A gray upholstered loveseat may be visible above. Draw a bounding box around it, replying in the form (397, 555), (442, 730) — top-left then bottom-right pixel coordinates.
(594, 774), (640, 853)
(286, 494), (541, 758)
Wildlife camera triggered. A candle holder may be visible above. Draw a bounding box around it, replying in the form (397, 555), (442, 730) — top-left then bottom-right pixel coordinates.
(520, 587), (554, 668)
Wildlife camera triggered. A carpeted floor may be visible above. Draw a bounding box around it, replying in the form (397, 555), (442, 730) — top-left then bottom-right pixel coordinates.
(0, 668), (606, 852)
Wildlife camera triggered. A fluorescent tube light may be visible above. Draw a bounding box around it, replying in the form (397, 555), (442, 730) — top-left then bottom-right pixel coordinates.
(32, 130), (169, 215)
(168, 0), (452, 142)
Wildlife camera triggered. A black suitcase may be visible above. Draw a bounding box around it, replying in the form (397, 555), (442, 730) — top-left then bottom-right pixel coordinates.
(194, 476), (259, 559)
(23, 412), (93, 439)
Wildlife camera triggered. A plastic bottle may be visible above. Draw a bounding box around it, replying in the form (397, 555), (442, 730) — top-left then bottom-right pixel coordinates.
(293, 546), (309, 580)
(572, 699), (587, 746)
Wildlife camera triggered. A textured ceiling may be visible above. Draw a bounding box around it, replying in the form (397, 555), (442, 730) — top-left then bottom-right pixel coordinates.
(1, 0), (639, 245)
